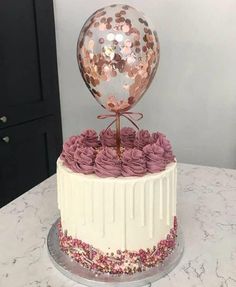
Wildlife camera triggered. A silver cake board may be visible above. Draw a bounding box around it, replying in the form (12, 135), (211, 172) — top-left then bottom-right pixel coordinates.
(47, 218), (184, 287)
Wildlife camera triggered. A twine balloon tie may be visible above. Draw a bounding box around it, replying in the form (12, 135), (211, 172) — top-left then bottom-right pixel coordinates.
(97, 111), (143, 155)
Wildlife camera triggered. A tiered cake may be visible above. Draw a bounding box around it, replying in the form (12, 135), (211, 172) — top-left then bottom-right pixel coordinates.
(57, 128), (177, 274)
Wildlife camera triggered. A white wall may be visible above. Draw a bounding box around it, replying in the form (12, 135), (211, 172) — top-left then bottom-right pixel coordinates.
(53, 0), (236, 169)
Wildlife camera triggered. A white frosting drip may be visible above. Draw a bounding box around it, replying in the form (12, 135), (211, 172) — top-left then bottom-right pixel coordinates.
(57, 159), (177, 252)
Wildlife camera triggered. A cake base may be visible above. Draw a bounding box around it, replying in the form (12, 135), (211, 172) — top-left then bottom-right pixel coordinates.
(47, 218), (184, 286)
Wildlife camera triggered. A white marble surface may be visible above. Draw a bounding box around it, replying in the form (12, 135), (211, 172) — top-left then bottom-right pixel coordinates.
(0, 163), (236, 287)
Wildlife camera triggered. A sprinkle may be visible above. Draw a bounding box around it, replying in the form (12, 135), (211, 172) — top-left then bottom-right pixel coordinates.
(58, 216), (178, 275)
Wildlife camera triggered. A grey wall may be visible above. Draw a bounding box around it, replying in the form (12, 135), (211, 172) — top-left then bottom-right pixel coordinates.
(53, 0), (236, 169)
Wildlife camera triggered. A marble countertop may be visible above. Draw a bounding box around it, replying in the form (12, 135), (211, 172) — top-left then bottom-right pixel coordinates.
(0, 163), (236, 287)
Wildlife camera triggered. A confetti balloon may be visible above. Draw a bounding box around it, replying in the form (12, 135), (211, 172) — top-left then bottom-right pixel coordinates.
(77, 4), (160, 113)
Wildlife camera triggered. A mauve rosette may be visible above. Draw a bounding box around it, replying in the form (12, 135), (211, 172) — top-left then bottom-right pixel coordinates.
(94, 147), (121, 177)
(73, 147), (96, 174)
(151, 132), (160, 144)
(134, 129), (151, 149)
(151, 132), (175, 163)
(120, 127), (136, 148)
(60, 136), (82, 171)
(99, 128), (116, 147)
(80, 129), (100, 147)
(143, 143), (166, 172)
(121, 148), (147, 176)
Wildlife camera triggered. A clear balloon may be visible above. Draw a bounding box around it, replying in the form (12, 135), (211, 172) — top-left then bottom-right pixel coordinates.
(77, 4), (160, 112)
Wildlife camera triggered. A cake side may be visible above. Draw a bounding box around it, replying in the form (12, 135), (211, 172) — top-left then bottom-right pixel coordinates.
(57, 158), (177, 252)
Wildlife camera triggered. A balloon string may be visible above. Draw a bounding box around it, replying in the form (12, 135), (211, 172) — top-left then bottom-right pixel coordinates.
(97, 111), (143, 132)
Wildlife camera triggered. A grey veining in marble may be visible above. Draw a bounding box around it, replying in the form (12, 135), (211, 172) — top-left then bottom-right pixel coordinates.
(0, 163), (236, 287)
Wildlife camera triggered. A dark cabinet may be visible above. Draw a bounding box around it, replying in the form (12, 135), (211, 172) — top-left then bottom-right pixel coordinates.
(0, 0), (62, 207)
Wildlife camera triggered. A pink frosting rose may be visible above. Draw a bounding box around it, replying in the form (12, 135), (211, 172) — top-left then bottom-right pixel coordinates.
(120, 127), (136, 148)
(143, 143), (166, 172)
(79, 129), (100, 147)
(73, 147), (96, 174)
(99, 129), (116, 147)
(121, 148), (147, 176)
(134, 129), (151, 149)
(94, 147), (121, 177)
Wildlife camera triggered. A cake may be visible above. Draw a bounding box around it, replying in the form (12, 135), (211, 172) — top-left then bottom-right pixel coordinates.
(56, 2), (178, 277)
(57, 128), (178, 274)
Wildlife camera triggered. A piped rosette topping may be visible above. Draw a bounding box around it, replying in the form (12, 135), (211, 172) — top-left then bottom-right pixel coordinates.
(60, 128), (175, 177)
(121, 148), (147, 176)
(94, 147), (121, 177)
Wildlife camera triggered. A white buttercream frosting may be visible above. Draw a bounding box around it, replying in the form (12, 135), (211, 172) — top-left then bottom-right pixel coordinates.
(57, 159), (177, 253)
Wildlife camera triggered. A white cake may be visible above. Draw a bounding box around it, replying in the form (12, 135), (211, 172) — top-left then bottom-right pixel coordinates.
(57, 159), (177, 253)
(57, 129), (178, 274)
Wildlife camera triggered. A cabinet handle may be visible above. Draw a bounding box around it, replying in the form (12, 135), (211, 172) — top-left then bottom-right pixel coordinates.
(2, 136), (10, 143)
(0, 116), (7, 123)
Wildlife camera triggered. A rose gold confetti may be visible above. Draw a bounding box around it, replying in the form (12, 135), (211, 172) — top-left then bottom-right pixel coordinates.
(99, 23), (106, 31)
(107, 33), (115, 41)
(107, 17), (113, 22)
(94, 22), (99, 27)
(127, 55), (136, 64)
(125, 39), (132, 47)
(114, 53), (121, 61)
(99, 38), (104, 44)
(88, 39), (94, 50)
(122, 24), (130, 33)
(100, 17), (106, 23)
(133, 34), (140, 41)
(110, 4), (117, 7)
(115, 34), (123, 42)
(147, 42), (154, 49)
(120, 10), (126, 15)
(106, 24), (112, 30)
(103, 65), (110, 73)
(86, 30), (93, 37)
(122, 46), (131, 55)
(138, 18), (144, 23)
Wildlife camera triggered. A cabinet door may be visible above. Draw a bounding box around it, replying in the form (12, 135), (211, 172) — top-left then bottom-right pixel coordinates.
(0, 116), (61, 207)
(0, 0), (61, 128)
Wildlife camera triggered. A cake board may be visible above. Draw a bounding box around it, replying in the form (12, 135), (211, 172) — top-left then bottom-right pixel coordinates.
(47, 218), (184, 287)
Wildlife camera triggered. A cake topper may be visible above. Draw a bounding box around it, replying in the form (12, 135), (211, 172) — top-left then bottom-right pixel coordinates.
(77, 4), (160, 155)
